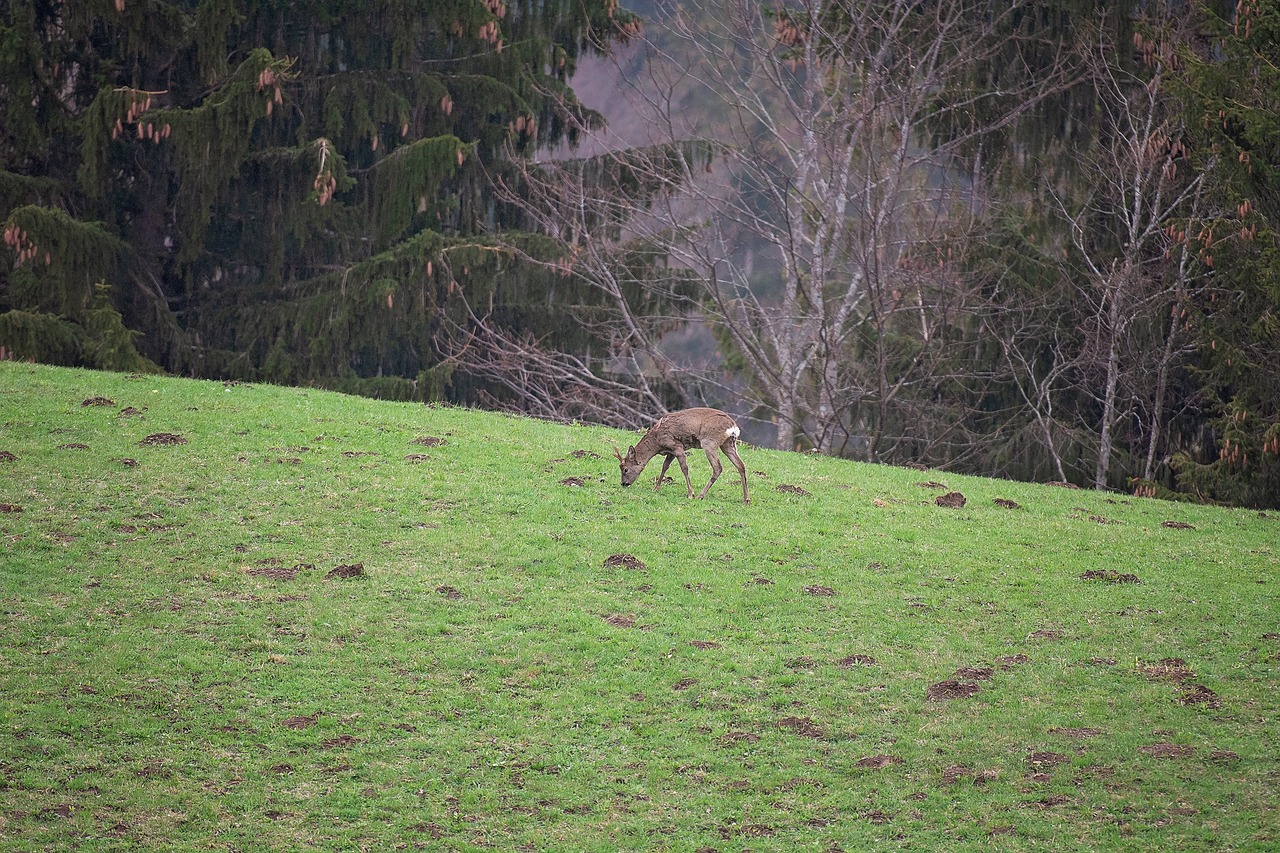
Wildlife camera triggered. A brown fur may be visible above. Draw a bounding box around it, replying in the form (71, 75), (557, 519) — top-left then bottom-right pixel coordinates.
(613, 407), (749, 505)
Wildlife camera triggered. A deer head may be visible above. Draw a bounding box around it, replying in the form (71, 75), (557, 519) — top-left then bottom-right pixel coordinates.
(614, 445), (643, 486)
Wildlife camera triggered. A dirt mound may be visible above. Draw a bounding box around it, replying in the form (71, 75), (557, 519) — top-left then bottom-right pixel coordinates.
(776, 483), (811, 496)
(1138, 658), (1195, 682)
(140, 432), (187, 446)
(603, 553), (646, 571)
(837, 654), (878, 667)
(993, 498), (1022, 509)
(326, 563), (365, 579)
(775, 716), (824, 739)
(1139, 742), (1194, 759)
(855, 754), (904, 769)
(81, 396), (116, 407)
(1081, 569), (1141, 584)
(1177, 684), (1221, 708)
(935, 491), (967, 508)
(927, 679), (981, 700)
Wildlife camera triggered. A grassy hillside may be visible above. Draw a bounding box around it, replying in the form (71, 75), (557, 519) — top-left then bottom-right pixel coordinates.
(1, 362), (1277, 851)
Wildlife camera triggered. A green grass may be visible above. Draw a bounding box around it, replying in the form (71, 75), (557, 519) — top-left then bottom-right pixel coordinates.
(1, 362), (1277, 851)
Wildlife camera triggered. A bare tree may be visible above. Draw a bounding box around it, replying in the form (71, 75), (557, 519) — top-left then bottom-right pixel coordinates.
(1047, 20), (1213, 490)
(446, 0), (1074, 453)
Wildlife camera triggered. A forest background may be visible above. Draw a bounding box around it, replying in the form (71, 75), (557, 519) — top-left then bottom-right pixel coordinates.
(1, 0), (1277, 507)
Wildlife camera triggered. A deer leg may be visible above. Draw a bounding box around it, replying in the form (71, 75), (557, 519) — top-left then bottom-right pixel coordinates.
(723, 440), (750, 505)
(696, 440), (724, 499)
(672, 446), (695, 497)
(655, 454), (674, 491)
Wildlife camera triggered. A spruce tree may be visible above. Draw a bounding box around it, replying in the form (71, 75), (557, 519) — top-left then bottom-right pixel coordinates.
(1, 0), (637, 398)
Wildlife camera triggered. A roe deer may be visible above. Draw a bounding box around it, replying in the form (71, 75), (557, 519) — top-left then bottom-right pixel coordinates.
(613, 407), (750, 505)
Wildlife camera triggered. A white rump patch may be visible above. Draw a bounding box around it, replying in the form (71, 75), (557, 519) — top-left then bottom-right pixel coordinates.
(725, 425), (741, 439)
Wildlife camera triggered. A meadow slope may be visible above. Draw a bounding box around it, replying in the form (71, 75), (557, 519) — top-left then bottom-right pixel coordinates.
(1, 362), (1277, 851)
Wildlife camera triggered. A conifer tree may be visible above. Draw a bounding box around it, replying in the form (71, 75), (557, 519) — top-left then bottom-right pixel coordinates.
(1, 0), (637, 398)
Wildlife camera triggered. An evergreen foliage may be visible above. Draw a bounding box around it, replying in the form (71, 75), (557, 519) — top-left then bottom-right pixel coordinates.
(1, 0), (636, 400)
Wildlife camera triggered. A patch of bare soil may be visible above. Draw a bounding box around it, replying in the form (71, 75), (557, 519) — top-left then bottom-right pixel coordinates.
(1139, 742), (1194, 759)
(1161, 520), (1194, 529)
(436, 585), (462, 600)
(58, 442), (90, 450)
(0, 450), (17, 462)
(917, 481), (947, 489)
(604, 553), (646, 571)
(803, 584), (836, 596)
(954, 666), (994, 681)
(776, 483), (812, 496)
(927, 679), (982, 700)
(719, 731), (760, 746)
(837, 654), (878, 667)
(1045, 480), (1081, 489)
(786, 655), (817, 670)
(118, 406), (142, 418)
(0, 503), (22, 513)
(603, 613), (636, 628)
(413, 436), (447, 447)
(855, 754), (904, 769)
(1177, 684), (1221, 708)
(559, 476), (585, 486)
(671, 678), (698, 691)
(751, 576), (774, 585)
(280, 714), (318, 730)
(935, 491), (967, 508)
(404, 454), (430, 463)
(1075, 764), (1115, 780)
(82, 396), (116, 407)
(994, 498), (1023, 509)
(321, 735), (360, 749)
(1025, 751), (1069, 770)
(1081, 569), (1141, 584)
(341, 450), (378, 457)
(269, 763), (294, 775)
(689, 640), (721, 650)
(246, 563), (301, 580)
(569, 449), (599, 459)
(116, 457), (138, 467)
(1028, 628), (1063, 640)
(776, 716), (824, 739)
(1029, 795), (1071, 809)
(1210, 750), (1240, 762)
(995, 654), (1030, 668)
(988, 825), (1017, 836)
(1049, 727), (1104, 739)
(861, 810), (893, 824)
(1138, 658), (1195, 682)
(326, 563), (365, 579)
(140, 432), (186, 446)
